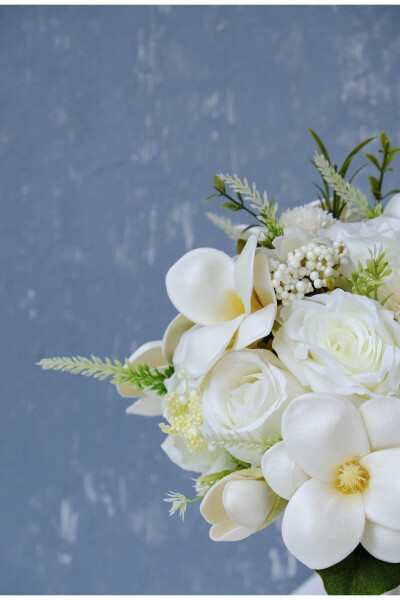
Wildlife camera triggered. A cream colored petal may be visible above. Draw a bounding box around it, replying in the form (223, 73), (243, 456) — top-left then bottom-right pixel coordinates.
(162, 313), (193, 365)
(282, 479), (365, 570)
(253, 250), (277, 307)
(166, 247), (235, 325)
(361, 448), (400, 531)
(200, 475), (231, 525)
(117, 340), (165, 398)
(261, 441), (309, 500)
(234, 235), (257, 314)
(222, 479), (276, 529)
(362, 520), (400, 563)
(282, 393), (370, 482)
(233, 304), (276, 350)
(360, 396), (400, 451)
(209, 521), (257, 542)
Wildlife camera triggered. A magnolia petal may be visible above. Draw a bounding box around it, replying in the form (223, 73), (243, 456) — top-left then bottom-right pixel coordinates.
(261, 441), (309, 500)
(166, 247), (235, 326)
(117, 340), (165, 398)
(361, 448), (400, 531)
(234, 235), (257, 314)
(362, 520), (400, 563)
(162, 314), (193, 365)
(209, 521), (257, 542)
(161, 436), (220, 474)
(282, 393), (370, 482)
(282, 479), (365, 570)
(253, 250), (276, 307)
(222, 479), (275, 529)
(360, 396), (400, 451)
(200, 475), (231, 525)
(180, 317), (244, 379)
(233, 304), (277, 350)
(126, 395), (163, 416)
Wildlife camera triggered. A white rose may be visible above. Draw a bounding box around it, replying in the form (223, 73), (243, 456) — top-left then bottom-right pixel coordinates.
(201, 349), (306, 464)
(200, 471), (278, 541)
(161, 435), (234, 474)
(273, 289), (400, 400)
(383, 193), (400, 219)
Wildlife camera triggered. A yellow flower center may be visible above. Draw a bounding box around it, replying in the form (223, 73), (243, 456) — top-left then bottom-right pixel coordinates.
(335, 460), (370, 495)
(223, 290), (245, 320)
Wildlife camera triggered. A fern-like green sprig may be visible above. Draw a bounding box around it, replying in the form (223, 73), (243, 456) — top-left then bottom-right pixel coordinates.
(164, 491), (204, 521)
(37, 355), (174, 395)
(313, 153), (382, 219)
(343, 247), (392, 303)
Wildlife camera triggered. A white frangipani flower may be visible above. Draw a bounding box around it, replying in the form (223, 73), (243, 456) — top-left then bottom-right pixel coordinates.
(261, 393), (400, 569)
(166, 235), (277, 378)
(200, 471), (277, 541)
(280, 204), (336, 236)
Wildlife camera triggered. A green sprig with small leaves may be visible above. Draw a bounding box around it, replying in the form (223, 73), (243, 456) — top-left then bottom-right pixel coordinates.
(37, 355), (174, 395)
(365, 131), (400, 202)
(343, 247), (392, 303)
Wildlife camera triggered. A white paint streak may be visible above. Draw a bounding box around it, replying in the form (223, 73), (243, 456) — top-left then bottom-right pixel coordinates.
(83, 473), (98, 504)
(59, 499), (79, 544)
(146, 207), (157, 265)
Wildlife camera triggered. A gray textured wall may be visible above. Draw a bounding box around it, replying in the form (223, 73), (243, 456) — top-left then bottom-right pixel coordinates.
(2, 5), (400, 594)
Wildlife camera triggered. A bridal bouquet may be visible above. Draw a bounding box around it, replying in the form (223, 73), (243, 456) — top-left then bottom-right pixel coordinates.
(39, 131), (400, 595)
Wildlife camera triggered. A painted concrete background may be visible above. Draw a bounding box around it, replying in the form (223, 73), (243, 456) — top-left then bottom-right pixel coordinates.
(2, 5), (400, 594)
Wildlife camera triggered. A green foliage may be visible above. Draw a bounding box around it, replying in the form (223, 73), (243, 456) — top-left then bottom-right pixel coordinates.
(365, 131), (400, 201)
(207, 173), (283, 247)
(314, 153), (381, 219)
(343, 247), (392, 302)
(37, 356), (174, 395)
(316, 544), (400, 595)
(309, 128), (374, 219)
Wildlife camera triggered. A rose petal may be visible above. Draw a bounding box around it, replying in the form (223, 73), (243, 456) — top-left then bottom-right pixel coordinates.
(282, 393), (370, 482)
(261, 441), (309, 500)
(360, 396), (400, 451)
(233, 304), (277, 350)
(166, 247), (236, 325)
(234, 235), (257, 314)
(282, 479), (365, 569)
(362, 520), (400, 563)
(361, 448), (400, 531)
(179, 316), (244, 379)
(162, 313), (193, 365)
(117, 340), (165, 398)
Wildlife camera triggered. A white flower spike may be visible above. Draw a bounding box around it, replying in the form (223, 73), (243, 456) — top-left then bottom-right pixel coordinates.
(261, 393), (400, 569)
(166, 235), (277, 378)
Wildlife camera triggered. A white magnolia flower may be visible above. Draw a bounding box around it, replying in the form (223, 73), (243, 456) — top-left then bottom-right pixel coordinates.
(117, 313), (192, 415)
(202, 349), (306, 464)
(280, 204), (335, 236)
(273, 289), (400, 399)
(262, 393), (400, 569)
(200, 471), (277, 541)
(166, 235), (277, 379)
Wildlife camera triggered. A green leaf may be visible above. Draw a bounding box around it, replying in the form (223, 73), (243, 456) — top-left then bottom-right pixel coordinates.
(381, 189), (400, 200)
(386, 147), (400, 166)
(308, 128), (330, 162)
(213, 174), (226, 194)
(365, 153), (381, 170)
(220, 201), (239, 210)
(339, 137), (375, 177)
(205, 193), (220, 201)
(316, 545), (400, 595)
(348, 162), (368, 183)
(368, 175), (380, 192)
(380, 131), (389, 148)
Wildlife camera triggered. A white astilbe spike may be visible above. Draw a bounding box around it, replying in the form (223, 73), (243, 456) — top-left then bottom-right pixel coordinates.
(205, 212), (239, 240)
(204, 430), (282, 452)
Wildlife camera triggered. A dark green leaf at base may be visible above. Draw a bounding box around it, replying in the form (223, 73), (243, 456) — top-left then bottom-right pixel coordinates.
(316, 545), (400, 595)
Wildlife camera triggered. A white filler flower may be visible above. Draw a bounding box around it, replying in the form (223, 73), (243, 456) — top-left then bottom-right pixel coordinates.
(166, 235), (276, 378)
(273, 289), (400, 399)
(262, 393), (400, 569)
(200, 471), (277, 541)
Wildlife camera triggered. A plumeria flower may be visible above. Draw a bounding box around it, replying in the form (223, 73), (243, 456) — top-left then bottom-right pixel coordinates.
(117, 313), (192, 415)
(261, 393), (400, 569)
(166, 235), (277, 378)
(200, 471), (277, 541)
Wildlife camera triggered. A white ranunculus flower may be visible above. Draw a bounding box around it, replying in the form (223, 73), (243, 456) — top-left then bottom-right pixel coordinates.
(383, 193), (400, 219)
(261, 393), (400, 569)
(200, 471), (277, 541)
(117, 313), (192, 415)
(201, 349), (306, 465)
(273, 289), (400, 400)
(166, 235), (277, 379)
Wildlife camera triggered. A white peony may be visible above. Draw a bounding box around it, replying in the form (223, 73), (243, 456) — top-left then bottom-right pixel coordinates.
(280, 204), (336, 236)
(262, 393), (400, 569)
(273, 289), (400, 400)
(166, 235), (277, 379)
(200, 471), (277, 541)
(201, 349), (306, 465)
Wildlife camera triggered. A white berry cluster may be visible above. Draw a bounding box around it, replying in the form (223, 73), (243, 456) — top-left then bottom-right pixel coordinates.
(270, 240), (349, 306)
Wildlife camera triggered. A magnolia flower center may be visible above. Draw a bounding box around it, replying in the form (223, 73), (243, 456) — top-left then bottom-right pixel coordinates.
(224, 290), (245, 319)
(335, 460), (370, 495)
